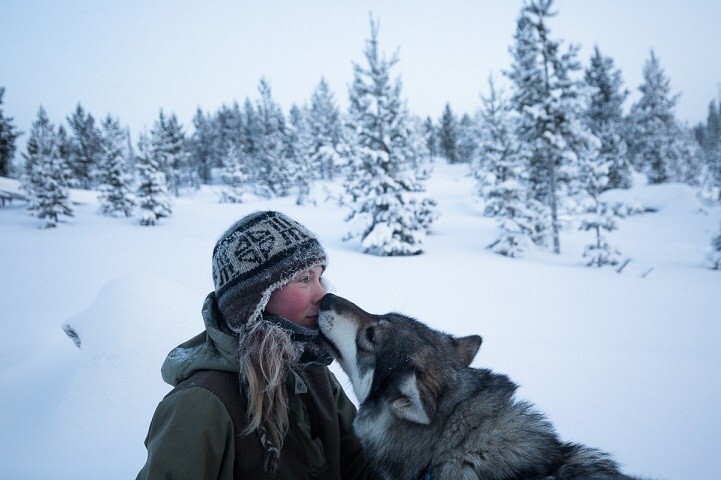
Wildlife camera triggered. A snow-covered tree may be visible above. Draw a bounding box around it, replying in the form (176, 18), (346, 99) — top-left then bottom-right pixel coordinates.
(473, 78), (540, 257)
(255, 78), (292, 197)
(150, 110), (194, 196)
(626, 50), (680, 184)
(422, 116), (439, 158)
(406, 115), (435, 183)
(308, 78), (344, 180)
(438, 103), (459, 163)
(0, 87), (22, 177)
(584, 46), (631, 190)
(708, 222), (721, 270)
(576, 136), (625, 267)
(190, 107), (222, 184)
(457, 113), (479, 164)
(699, 100), (721, 199)
(342, 18), (437, 256)
(667, 126), (705, 186)
(506, 0), (597, 254)
(288, 104), (315, 205)
(98, 114), (135, 217)
(219, 142), (249, 203)
(241, 98), (262, 162)
(66, 103), (103, 189)
(136, 132), (172, 226)
(22, 107), (74, 227)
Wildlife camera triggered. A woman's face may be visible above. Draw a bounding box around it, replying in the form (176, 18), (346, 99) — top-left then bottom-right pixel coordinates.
(265, 265), (326, 328)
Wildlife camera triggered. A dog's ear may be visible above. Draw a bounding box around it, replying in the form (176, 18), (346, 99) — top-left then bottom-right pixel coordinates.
(390, 372), (434, 425)
(454, 335), (482, 366)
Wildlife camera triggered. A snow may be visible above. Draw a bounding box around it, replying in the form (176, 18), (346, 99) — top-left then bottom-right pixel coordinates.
(1, 163), (719, 479)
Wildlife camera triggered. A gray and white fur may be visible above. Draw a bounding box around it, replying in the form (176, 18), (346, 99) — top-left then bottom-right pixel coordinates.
(318, 294), (646, 480)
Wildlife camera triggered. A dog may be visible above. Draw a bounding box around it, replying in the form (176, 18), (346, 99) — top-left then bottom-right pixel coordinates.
(318, 293), (644, 480)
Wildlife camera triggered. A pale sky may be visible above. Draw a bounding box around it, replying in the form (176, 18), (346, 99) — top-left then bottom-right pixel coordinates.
(2, 0), (720, 147)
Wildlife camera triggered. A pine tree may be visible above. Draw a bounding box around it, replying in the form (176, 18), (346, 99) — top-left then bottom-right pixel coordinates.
(22, 107), (74, 227)
(150, 110), (193, 196)
(438, 103), (459, 163)
(342, 18), (436, 256)
(219, 142), (249, 203)
(190, 107), (222, 184)
(56, 125), (73, 170)
(255, 78), (292, 197)
(700, 101), (721, 199)
(576, 137), (624, 267)
(668, 126), (705, 186)
(626, 50), (680, 184)
(98, 114), (135, 217)
(506, 0), (597, 254)
(457, 113), (479, 164)
(584, 46), (631, 190)
(288, 104), (315, 205)
(473, 78), (540, 257)
(136, 132), (172, 226)
(708, 222), (721, 270)
(66, 103), (103, 189)
(422, 116), (439, 158)
(0, 87), (22, 177)
(241, 98), (262, 162)
(308, 78), (344, 180)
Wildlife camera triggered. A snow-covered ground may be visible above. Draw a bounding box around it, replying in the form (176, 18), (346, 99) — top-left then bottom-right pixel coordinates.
(1, 164), (719, 479)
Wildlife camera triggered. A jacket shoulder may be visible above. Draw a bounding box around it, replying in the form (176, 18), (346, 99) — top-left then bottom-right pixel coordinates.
(137, 386), (236, 480)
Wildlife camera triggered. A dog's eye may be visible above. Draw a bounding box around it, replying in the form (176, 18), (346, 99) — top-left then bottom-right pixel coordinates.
(365, 326), (376, 344)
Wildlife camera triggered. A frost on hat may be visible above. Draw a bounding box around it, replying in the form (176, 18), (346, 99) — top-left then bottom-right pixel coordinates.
(211, 211), (327, 332)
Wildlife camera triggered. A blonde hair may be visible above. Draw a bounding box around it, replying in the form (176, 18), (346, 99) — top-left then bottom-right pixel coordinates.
(237, 320), (303, 474)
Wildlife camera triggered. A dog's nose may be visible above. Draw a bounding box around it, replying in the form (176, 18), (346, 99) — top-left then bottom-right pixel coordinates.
(320, 293), (337, 311)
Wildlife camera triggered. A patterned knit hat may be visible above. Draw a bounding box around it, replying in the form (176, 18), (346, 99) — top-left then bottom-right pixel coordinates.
(212, 211), (327, 332)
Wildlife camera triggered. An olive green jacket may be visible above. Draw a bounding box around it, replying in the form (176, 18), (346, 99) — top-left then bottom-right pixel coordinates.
(137, 293), (377, 480)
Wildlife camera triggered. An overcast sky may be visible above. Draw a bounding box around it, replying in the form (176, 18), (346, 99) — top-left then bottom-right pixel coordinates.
(2, 0), (720, 145)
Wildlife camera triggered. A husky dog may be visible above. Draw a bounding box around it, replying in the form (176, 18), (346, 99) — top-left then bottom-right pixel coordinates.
(318, 294), (643, 480)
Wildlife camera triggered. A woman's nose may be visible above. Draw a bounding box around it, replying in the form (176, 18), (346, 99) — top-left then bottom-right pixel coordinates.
(313, 280), (327, 303)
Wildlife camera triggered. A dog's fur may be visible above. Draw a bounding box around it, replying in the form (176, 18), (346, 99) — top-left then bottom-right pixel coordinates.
(318, 294), (643, 480)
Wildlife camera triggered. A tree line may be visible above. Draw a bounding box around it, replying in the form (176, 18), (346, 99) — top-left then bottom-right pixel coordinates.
(0, 1), (719, 268)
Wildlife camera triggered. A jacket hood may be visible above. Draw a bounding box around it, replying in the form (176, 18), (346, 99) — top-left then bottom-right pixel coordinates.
(161, 292), (239, 386)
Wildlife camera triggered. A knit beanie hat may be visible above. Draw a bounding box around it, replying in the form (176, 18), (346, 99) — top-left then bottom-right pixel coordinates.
(212, 211), (327, 333)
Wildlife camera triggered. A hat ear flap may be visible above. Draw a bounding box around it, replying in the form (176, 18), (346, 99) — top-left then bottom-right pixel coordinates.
(390, 372), (435, 425)
(455, 335), (482, 367)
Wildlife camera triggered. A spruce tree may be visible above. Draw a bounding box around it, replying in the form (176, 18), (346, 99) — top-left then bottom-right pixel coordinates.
(584, 46), (631, 190)
(190, 108), (222, 184)
(308, 78), (344, 180)
(506, 0), (597, 254)
(136, 132), (172, 226)
(473, 78), (540, 257)
(422, 116), (439, 158)
(668, 127), (705, 186)
(342, 18), (436, 256)
(151, 110), (193, 196)
(456, 113), (479, 164)
(98, 114), (135, 217)
(66, 103), (103, 188)
(219, 143), (249, 203)
(241, 98), (262, 162)
(438, 103), (459, 163)
(288, 104), (315, 205)
(22, 107), (74, 227)
(701, 101), (721, 199)
(255, 78), (292, 197)
(0, 87), (22, 177)
(626, 50), (680, 184)
(709, 222), (721, 270)
(576, 138), (624, 267)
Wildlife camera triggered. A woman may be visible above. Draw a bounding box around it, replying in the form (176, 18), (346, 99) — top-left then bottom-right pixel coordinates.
(137, 211), (377, 479)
